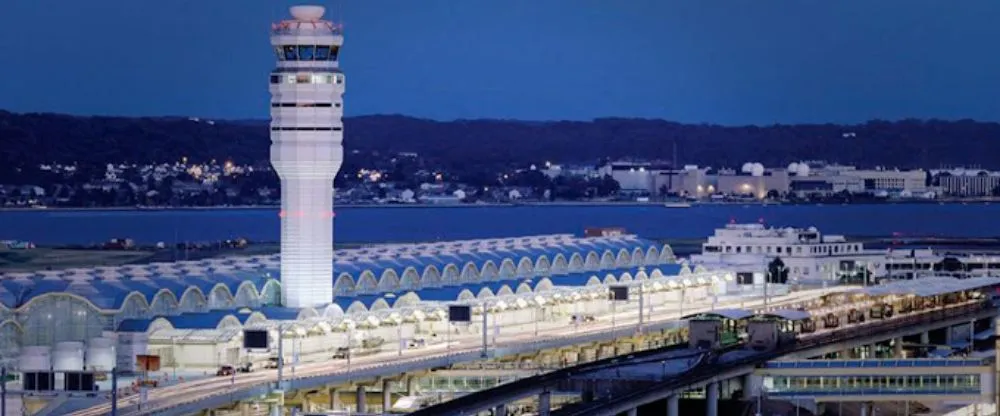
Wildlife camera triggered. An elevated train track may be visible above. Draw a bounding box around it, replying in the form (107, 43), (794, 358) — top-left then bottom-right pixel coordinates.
(553, 302), (994, 416)
(410, 279), (999, 416)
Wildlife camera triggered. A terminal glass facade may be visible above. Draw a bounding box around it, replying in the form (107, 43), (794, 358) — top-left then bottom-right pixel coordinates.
(765, 374), (981, 396)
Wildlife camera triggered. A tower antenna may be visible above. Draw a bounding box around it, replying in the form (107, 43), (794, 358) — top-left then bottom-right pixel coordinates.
(336, 0), (344, 29)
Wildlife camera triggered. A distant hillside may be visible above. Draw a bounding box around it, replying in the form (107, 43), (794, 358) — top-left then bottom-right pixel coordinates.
(2, 110), (1000, 170)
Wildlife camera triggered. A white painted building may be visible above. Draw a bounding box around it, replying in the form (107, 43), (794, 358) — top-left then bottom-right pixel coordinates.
(934, 168), (1000, 197)
(269, 6), (346, 307)
(689, 223), (886, 285)
(602, 162), (675, 194)
(819, 166), (928, 194)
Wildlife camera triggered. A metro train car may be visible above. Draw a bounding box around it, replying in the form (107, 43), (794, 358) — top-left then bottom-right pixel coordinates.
(799, 319), (817, 333)
(686, 278), (999, 355)
(847, 308), (866, 324)
(823, 312), (840, 328)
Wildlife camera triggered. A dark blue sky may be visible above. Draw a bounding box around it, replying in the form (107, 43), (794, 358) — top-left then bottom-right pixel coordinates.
(1, 0), (998, 124)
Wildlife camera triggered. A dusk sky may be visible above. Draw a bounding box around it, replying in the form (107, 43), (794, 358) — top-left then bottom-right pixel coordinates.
(1, 0), (998, 125)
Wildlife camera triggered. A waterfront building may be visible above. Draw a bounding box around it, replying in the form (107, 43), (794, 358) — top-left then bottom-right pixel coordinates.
(713, 168), (791, 199)
(689, 223), (886, 285)
(934, 169), (1000, 197)
(602, 161), (675, 195)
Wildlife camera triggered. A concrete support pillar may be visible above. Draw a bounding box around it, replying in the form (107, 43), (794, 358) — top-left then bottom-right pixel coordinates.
(494, 404), (507, 416)
(945, 326), (953, 345)
(921, 331), (930, 345)
(238, 403), (252, 416)
(581, 380), (596, 402)
(302, 395), (313, 412)
(356, 385), (367, 414)
(893, 338), (904, 358)
(406, 376), (416, 396)
(969, 320), (977, 345)
(538, 390), (551, 416)
(706, 382), (719, 416)
(626, 408), (637, 416)
(382, 379), (393, 413)
(742, 374), (756, 399)
(666, 395), (679, 416)
(269, 403), (282, 416)
(328, 387), (340, 410)
(860, 402), (869, 416)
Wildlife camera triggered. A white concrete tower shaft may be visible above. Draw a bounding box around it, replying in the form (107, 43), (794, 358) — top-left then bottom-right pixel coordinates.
(269, 5), (345, 308)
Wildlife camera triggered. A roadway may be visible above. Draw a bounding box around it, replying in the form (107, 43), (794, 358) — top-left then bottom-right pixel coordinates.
(66, 287), (843, 416)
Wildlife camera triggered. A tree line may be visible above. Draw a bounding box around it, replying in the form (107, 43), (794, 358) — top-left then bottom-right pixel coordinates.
(4, 111), (1000, 178)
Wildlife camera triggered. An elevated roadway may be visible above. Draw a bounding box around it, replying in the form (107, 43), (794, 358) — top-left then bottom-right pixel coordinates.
(66, 288), (840, 416)
(408, 301), (994, 416)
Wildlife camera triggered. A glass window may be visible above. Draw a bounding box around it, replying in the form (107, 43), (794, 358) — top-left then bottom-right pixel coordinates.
(298, 45), (316, 61)
(274, 47), (285, 61)
(296, 74), (311, 84)
(283, 45), (298, 61)
(330, 45), (341, 61)
(316, 45), (331, 60)
(269, 75), (280, 84)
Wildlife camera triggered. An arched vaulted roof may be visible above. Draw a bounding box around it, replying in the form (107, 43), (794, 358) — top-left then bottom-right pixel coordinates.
(0, 233), (670, 312)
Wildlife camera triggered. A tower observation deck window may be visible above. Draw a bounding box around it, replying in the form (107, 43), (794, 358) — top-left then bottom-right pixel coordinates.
(276, 45), (341, 61)
(271, 73), (342, 85)
(316, 45), (331, 60)
(298, 45), (315, 60)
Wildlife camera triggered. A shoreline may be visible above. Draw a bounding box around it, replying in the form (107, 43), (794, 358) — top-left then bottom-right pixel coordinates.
(2, 199), (997, 213)
(8, 236), (1000, 273)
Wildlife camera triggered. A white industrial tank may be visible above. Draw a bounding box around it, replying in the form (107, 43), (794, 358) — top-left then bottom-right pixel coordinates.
(18, 346), (51, 371)
(86, 337), (116, 371)
(52, 341), (85, 372)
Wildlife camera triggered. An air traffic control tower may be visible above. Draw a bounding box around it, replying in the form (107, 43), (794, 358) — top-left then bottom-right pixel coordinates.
(269, 5), (345, 308)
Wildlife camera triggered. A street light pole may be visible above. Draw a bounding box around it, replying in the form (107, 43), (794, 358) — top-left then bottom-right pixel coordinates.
(534, 304), (540, 337)
(1, 366), (7, 416)
(171, 336), (177, 380)
(111, 367), (118, 416)
(611, 299), (617, 335)
(573, 298), (579, 333)
(276, 325), (285, 388)
(481, 302), (489, 358)
(678, 287), (685, 318)
(347, 324), (354, 378)
(638, 277), (645, 333)
(398, 319), (404, 357)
